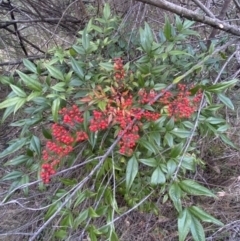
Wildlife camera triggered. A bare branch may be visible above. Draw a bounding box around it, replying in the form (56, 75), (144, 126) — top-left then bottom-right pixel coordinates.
(135, 0), (240, 37)
(191, 0), (215, 18)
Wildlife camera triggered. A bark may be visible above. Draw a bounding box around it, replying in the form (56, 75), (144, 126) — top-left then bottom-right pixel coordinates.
(135, 0), (240, 37)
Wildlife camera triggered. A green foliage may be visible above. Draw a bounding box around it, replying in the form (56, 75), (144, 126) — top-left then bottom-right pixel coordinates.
(0, 4), (236, 241)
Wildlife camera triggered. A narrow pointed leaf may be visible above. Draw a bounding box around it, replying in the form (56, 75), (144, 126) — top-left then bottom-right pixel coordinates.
(178, 208), (192, 241)
(179, 180), (216, 197)
(126, 155), (138, 191)
(189, 206), (224, 226)
(190, 216), (205, 241)
(16, 70), (42, 91)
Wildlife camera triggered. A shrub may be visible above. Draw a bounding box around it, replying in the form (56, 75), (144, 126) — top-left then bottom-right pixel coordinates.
(0, 4), (237, 241)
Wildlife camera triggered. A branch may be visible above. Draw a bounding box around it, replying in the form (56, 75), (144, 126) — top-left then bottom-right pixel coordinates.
(0, 54), (50, 67)
(135, 0), (240, 37)
(191, 0), (215, 18)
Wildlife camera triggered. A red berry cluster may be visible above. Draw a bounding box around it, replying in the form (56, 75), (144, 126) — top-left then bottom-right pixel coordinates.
(89, 110), (109, 132)
(160, 84), (202, 119)
(114, 58), (125, 80)
(138, 89), (158, 105)
(40, 105), (88, 183)
(59, 104), (84, 126)
(89, 93), (160, 156)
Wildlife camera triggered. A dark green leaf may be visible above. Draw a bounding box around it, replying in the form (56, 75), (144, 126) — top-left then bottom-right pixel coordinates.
(169, 182), (182, 212)
(52, 98), (60, 122)
(82, 27), (90, 50)
(16, 70), (42, 91)
(0, 97), (23, 109)
(190, 215), (205, 241)
(151, 167), (166, 185)
(170, 143), (183, 158)
(45, 202), (61, 220)
(139, 158), (158, 167)
(42, 127), (52, 139)
(0, 138), (28, 158)
(178, 208), (192, 241)
(73, 209), (89, 229)
(171, 128), (194, 138)
(206, 79), (238, 93)
(179, 180), (216, 197)
(217, 93), (234, 110)
(71, 57), (84, 79)
(1, 171), (23, 181)
(103, 3), (111, 19)
(30, 135), (41, 156)
(4, 155), (29, 166)
(189, 206), (223, 226)
(23, 59), (37, 74)
(126, 155), (138, 191)
(45, 65), (64, 81)
(99, 62), (114, 71)
(10, 84), (27, 97)
(164, 15), (172, 40)
(164, 132), (174, 147)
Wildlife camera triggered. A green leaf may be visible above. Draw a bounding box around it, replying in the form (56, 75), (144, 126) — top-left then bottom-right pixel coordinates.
(30, 135), (41, 156)
(21, 175), (29, 196)
(175, 15), (183, 31)
(23, 59), (37, 73)
(189, 206), (224, 226)
(54, 230), (67, 240)
(45, 65), (64, 81)
(10, 84), (27, 97)
(52, 98), (60, 122)
(138, 139), (156, 154)
(139, 158), (158, 167)
(89, 207), (100, 218)
(164, 132), (174, 147)
(169, 182), (182, 212)
(167, 159), (177, 177)
(0, 97), (23, 109)
(173, 74), (185, 84)
(206, 117), (225, 124)
(219, 133), (238, 149)
(206, 79), (238, 93)
(42, 127), (52, 139)
(71, 57), (84, 79)
(14, 97), (26, 113)
(103, 3), (111, 19)
(110, 230), (119, 241)
(51, 82), (66, 92)
(73, 209), (89, 229)
(126, 155), (138, 191)
(0, 138), (28, 158)
(171, 128), (193, 138)
(45, 202), (61, 220)
(139, 22), (153, 54)
(4, 155), (29, 166)
(151, 167), (166, 185)
(169, 50), (193, 57)
(170, 143), (183, 158)
(178, 208), (192, 241)
(190, 215), (205, 241)
(166, 117), (175, 131)
(164, 15), (172, 40)
(82, 27), (90, 51)
(179, 180), (216, 197)
(217, 93), (234, 110)
(99, 62), (114, 71)
(1, 171), (23, 181)
(16, 70), (42, 91)
(61, 213), (74, 228)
